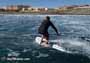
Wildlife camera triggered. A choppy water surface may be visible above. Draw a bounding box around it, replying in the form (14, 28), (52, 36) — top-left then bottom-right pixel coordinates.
(0, 14), (90, 63)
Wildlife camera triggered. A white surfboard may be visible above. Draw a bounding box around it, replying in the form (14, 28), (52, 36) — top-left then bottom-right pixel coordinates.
(35, 37), (71, 53)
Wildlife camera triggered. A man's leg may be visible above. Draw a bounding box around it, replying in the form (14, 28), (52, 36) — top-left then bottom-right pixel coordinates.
(40, 35), (44, 44)
(39, 33), (49, 47)
(43, 34), (49, 44)
(41, 33), (50, 47)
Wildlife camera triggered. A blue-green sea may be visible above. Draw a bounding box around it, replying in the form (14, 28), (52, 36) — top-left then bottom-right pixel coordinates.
(0, 14), (90, 63)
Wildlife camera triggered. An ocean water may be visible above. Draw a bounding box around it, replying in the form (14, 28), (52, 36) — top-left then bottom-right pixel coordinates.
(0, 14), (90, 63)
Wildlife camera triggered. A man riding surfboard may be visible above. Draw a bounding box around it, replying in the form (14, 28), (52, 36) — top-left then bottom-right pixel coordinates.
(38, 16), (59, 47)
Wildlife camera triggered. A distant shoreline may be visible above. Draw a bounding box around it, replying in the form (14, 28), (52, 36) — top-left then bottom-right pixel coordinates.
(0, 4), (90, 15)
(0, 12), (90, 15)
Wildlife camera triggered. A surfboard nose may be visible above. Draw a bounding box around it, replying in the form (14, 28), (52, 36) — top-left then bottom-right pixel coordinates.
(35, 37), (42, 44)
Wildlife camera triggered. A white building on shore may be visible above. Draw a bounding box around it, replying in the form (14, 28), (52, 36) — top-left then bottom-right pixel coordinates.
(27, 7), (48, 12)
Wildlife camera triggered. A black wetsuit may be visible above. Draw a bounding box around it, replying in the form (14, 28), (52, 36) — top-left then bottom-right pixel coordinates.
(38, 20), (58, 39)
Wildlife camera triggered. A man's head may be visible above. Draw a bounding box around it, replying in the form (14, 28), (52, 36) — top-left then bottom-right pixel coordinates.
(45, 16), (50, 20)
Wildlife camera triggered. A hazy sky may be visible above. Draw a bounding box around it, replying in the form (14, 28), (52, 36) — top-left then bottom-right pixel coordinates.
(0, 0), (90, 7)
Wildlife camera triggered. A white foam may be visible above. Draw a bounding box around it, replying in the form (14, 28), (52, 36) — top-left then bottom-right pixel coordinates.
(8, 52), (20, 57)
(62, 39), (90, 54)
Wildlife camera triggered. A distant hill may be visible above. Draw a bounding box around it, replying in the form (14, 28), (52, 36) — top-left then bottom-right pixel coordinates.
(57, 5), (90, 15)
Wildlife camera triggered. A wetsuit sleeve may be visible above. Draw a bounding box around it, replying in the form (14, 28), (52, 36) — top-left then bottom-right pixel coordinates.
(50, 21), (59, 34)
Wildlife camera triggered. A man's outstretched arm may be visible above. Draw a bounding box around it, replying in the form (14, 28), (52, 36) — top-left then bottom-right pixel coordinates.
(50, 22), (59, 35)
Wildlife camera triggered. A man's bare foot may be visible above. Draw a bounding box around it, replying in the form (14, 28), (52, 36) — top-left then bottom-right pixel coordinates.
(41, 42), (50, 47)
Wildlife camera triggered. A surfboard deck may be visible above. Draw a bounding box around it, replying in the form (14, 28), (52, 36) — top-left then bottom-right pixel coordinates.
(35, 37), (71, 53)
